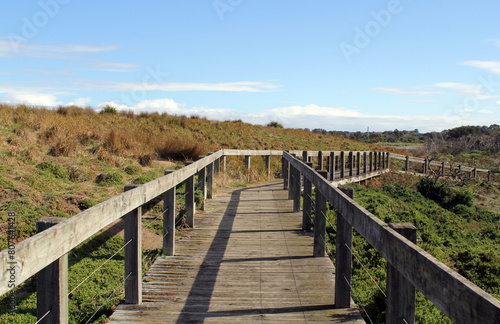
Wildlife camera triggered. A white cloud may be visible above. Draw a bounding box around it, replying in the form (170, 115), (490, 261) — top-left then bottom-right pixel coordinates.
(371, 87), (440, 96)
(477, 109), (494, 114)
(0, 38), (119, 58)
(1, 92), (63, 107)
(461, 60), (500, 75)
(67, 97), (92, 107)
(461, 108), (475, 113)
(97, 101), (131, 111)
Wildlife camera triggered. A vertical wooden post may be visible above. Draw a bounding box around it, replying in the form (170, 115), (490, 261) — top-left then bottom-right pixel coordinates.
(265, 155), (271, 180)
(373, 152), (378, 171)
(473, 168), (477, 179)
(184, 162), (195, 228)
(326, 155), (331, 176)
(488, 171), (492, 182)
(369, 152), (373, 172)
(442, 162), (445, 177)
(348, 152), (353, 177)
(335, 187), (353, 309)
(245, 155), (251, 181)
(302, 150), (308, 162)
(36, 217), (68, 324)
(164, 171), (176, 256)
(330, 152), (336, 180)
(214, 157), (220, 175)
(363, 152), (367, 174)
(283, 157), (289, 190)
(335, 155), (339, 171)
(318, 151), (324, 171)
(356, 152), (361, 176)
(387, 223), (417, 324)
(424, 159), (428, 174)
(207, 162), (214, 199)
(340, 151), (345, 178)
(197, 165), (206, 209)
(123, 185), (142, 305)
(221, 155), (226, 172)
(303, 162), (313, 231)
(292, 167), (301, 213)
(313, 189), (327, 257)
(386, 152), (390, 169)
(382, 152), (386, 169)
(406, 156), (409, 171)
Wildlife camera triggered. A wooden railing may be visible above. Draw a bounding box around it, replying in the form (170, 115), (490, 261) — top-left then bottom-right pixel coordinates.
(2, 149), (498, 323)
(391, 153), (500, 182)
(283, 151), (500, 324)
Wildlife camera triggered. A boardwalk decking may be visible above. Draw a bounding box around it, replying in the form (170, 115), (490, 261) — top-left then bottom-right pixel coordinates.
(111, 181), (364, 323)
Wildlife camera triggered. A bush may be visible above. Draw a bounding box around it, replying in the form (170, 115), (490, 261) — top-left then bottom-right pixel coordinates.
(124, 165), (141, 175)
(155, 139), (203, 161)
(78, 198), (97, 210)
(95, 171), (124, 186)
(417, 178), (474, 210)
(266, 121), (283, 128)
(99, 105), (117, 114)
(36, 161), (68, 179)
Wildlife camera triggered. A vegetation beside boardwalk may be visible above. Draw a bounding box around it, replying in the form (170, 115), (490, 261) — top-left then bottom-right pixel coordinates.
(0, 103), (380, 323)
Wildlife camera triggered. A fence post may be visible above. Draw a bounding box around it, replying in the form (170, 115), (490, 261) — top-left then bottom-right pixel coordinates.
(326, 155), (331, 176)
(303, 150), (308, 163)
(406, 156), (409, 171)
(221, 155), (226, 172)
(340, 151), (345, 178)
(163, 171), (176, 256)
(265, 155), (271, 180)
(386, 152), (390, 169)
(197, 158), (207, 206)
(387, 223), (417, 324)
(123, 185), (142, 305)
(207, 162), (214, 199)
(373, 152), (377, 171)
(363, 152), (367, 174)
(214, 157), (220, 175)
(318, 151), (323, 170)
(283, 155), (289, 190)
(292, 166), (301, 213)
(488, 170), (492, 182)
(382, 152), (386, 169)
(442, 162), (445, 177)
(184, 163), (195, 228)
(330, 152), (335, 180)
(348, 152), (353, 177)
(335, 187), (353, 309)
(245, 155), (251, 181)
(356, 152), (361, 175)
(313, 188), (327, 257)
(473, 168), (477, 179)
(303, 162), (313, 230)
(36, 217), (68, 324)
(424, 159), (428, 174)
(369, 152), (373, 172)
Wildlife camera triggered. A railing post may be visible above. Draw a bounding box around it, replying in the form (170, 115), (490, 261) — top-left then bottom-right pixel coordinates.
(214, 157), (220, 175)
(184, 168), (195, 228)
(123, 184), (142, 305)
(283, 155), (289, 190)
(363, 152), (367, 174)
(424, 159), (428, 174)
(379, 152), (383, 169)
(488, 170), (492, 182)
(207, 161), (214, 199)
(36, 217), (68, 324)
(302, 150), (308, 163)
(369, 152), (373, 172)
(313, 188), (327, 257)
(292, 166), (301, 213)
(473, 168), (477, 179)
(303, 162), (313, 231)
(221, 155), (226, 172)
(387, 223), (417, 324)
(348, 152), (353, 177)
(356, 152), (361, 176)
(245, 155), (251, 181)
(326, 155), (331, 175)
(197, 158), (207, 204)
(318, 150), (323, 171)
(265, 155), (271, 180)
(340, 151), (345, 178)
(382, 152), (386, 169)
(330, 152), (336, 180)
(406, 156), (409, 171)
(386, 152), (390, 169)
(373, 152), (377, 171)
(335, 187), (353, 309)
(442, 162), (445, 177)
(164, 171), (176, 256)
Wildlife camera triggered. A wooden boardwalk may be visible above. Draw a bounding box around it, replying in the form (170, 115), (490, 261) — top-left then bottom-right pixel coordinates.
(111, 181), (364, 323)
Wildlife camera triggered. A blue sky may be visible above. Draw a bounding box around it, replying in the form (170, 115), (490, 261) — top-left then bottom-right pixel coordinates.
(1, 0), (499, 132)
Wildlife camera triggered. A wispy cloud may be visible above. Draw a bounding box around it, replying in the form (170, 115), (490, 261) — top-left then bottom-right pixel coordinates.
(1, 92), (63, 107)
(461, 60), (500, 75)
(0, 38), (119, 58)
(371, 87), (441, 96)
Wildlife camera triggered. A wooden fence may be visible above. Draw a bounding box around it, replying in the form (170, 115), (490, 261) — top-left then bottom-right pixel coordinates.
(283, 151), (500, 324)
(1, 149), (499, 323)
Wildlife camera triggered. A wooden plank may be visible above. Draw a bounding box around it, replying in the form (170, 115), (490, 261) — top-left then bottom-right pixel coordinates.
(124, 185), (142, 305)
(111, 182), (364, 323)
(163, 172), (175, 256)
(335, 187), (353, 309)
(283, 152), (500, 324)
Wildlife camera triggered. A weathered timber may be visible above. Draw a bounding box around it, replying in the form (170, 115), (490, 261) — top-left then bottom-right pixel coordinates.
(283, 152), (500, 324)
(36, 217), (68, 324)
(124, 185), (142, 304)
(335, 187), (353, 309)
(163, 171), (175, 256)
(111, 182), (364, 323)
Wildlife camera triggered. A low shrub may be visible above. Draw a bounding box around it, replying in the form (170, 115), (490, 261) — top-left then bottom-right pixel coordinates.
(124, 165), (141, 175)
(155, 139), (203, 161)
(36, 161), (68, 179)
(95, 171), (124, 186)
